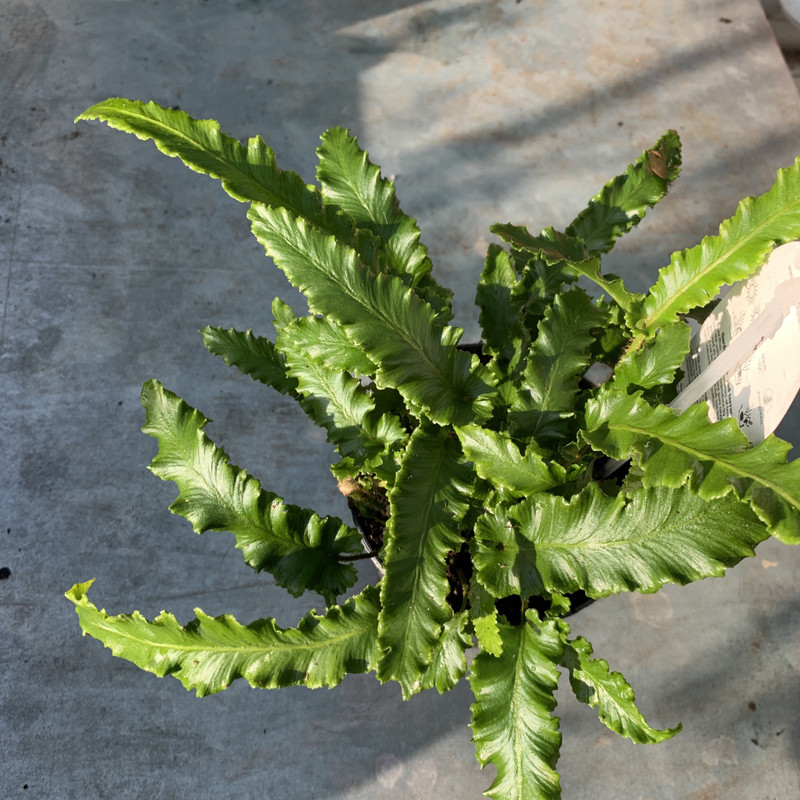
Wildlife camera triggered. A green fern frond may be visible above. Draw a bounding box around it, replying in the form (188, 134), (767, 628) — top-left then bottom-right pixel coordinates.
(637, 156), (800, 335)
(316, 127), (452, 318)
(249, 204), (494, 425)
(200, 326), (297, 394)
(377, 422), (473, 698)
(473, 483), (769, 599)
(584, 388), (800, 544)
(566, 130), (682, 255)
(67, 580), (381, 697)
(141, 380), (362, 603)
(470, 613), (564, 800)
(560, 632), (681, 743)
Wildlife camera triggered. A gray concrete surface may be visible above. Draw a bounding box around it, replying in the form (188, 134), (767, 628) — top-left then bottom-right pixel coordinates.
(3, 1), (800, 798)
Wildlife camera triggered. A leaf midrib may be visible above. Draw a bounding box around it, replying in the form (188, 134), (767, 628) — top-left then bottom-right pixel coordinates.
(90, 612), (370, 657)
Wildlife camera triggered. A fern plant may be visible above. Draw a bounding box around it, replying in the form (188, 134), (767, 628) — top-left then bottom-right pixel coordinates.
(67, 99), (800, 800)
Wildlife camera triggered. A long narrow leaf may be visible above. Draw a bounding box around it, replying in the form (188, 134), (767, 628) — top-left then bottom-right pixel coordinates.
(474, 483), (768, 599)
(141, 380), (362, 603)
(638, 156), (800, 335)
(489, 224), (587, 264)
(584, 388), (800, 544)
(419, 612), (472, 694)
(77, 100), (335, 228)
(610, 321), (690, 392)
(77, 99), (386, 268)
(470, 613), (564, 800)
(316, 126), (452, 317)
(201, 326), (297, 394)
(508, 289), (605, 444)
(249, 204), (493, 425)
(476, 244), (525, 363)
(566, 130), (682, 255)
(456, 425), (566, 495)
(377, 422), (473, 698)
(561, 634), (681, 743)
(277, 319), (407, 472)
(66, 580), (380, 697)
(274, 314), (375, 376)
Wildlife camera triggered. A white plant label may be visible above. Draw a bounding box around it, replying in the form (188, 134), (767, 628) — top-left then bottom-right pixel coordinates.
(672, 241), (800, 443)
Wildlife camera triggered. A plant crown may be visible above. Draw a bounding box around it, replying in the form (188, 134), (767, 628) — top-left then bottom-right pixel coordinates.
(67, 99), (800, 800)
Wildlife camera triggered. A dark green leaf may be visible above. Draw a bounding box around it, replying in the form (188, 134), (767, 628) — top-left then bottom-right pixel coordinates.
(277, 319), (407, 473)
(508, 289), (605, 444)
(377, 422), (473, 698)
(476, 244), (525, 362)
(566, 130), (682, 255)
(201, 326), (297, 394)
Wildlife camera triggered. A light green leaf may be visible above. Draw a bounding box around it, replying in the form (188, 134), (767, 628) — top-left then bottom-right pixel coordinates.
(419, 612), (473, 694)
(468, 582), (503, 657)
(566, 130), (682, 255)
(249, 203), (493, 426)
(610, 321), (690, 391)
(638, 156), (800, 335)
(275, 314), (375, 376)
(559, 256), (641, 313)
(561, 634), (681, 743)
(200, 326), (297, 394)
(78, 100), (338, 230)
(475, 483), (769, 599)
(456, 425), (566, 495)
(66, 580), (380, 697)
(584, 388), (800, 544)
(141, 380), (362, 602)
(277, 318), (406, 473)
(271, 297), (299, 334)
(377, 422), (473, 698)
(316, 127), (452, 318)
(470, 613), (563, 800)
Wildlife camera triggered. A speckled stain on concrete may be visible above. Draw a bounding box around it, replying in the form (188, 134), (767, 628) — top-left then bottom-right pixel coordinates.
(3, 1), (800, 798)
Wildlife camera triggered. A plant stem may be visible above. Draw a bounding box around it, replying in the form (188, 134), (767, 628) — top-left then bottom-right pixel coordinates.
(338, 550), (382, 561)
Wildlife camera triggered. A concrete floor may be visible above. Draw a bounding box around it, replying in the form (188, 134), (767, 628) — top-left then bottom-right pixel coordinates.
(4, 1), (800, 798)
